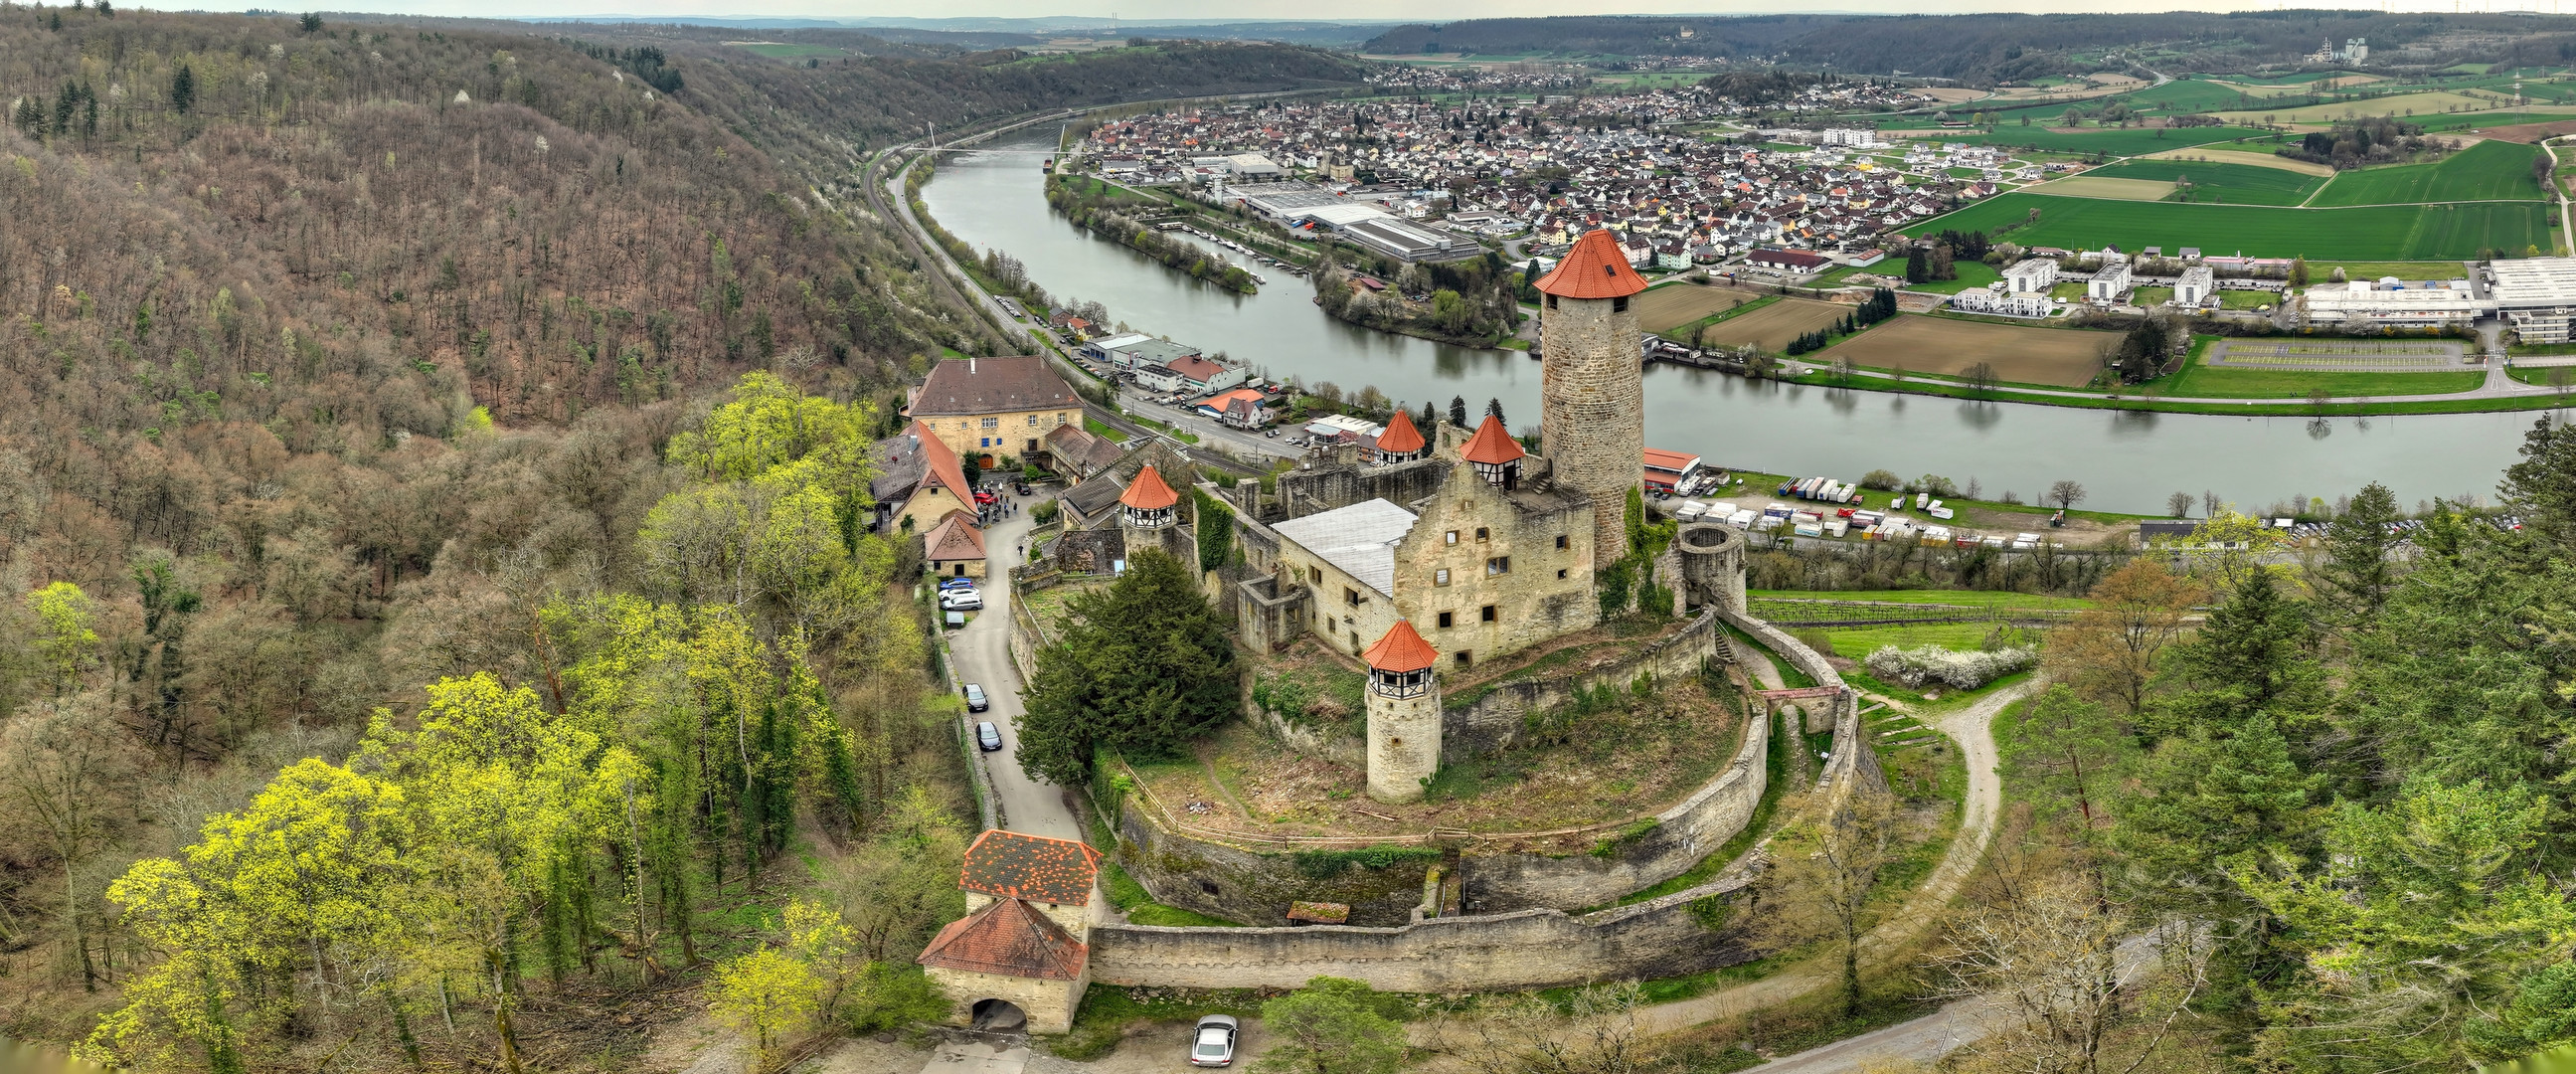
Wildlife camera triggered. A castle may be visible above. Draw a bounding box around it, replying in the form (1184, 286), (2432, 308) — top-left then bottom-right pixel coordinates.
(1221, 228), (1657, 803)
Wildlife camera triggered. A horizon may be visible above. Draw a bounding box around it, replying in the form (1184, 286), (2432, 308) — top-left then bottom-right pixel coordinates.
(131, 3), (2576, 26)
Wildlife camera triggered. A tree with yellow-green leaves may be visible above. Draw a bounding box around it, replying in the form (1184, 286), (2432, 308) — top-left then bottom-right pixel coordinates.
(710, 947), (823, 1072)
(23, 581), (98, 693)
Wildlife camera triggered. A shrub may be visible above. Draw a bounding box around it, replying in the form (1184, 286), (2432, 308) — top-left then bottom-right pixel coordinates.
(1859, 469), (1903, 491)
(1863, 644), (2037, 690)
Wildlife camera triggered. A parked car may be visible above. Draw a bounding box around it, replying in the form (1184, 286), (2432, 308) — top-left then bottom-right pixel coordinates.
(1265, 428), (1280, 438)
(1014, 481), (1034, 495)
(973, 489), (1000, 506)
(939, 577), (979, 591)
(941, 589), (983, 612)
(1188, 1014), (1238, 1067)
(963, 683), (988, 712)
(974, 721), (1002, 752)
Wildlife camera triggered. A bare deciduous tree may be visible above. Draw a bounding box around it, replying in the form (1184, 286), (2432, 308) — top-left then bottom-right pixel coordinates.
(1440, 981), (1654, 1074)
(1749, 790), (1903, 1019)
(1932, 862), (2209, 1074)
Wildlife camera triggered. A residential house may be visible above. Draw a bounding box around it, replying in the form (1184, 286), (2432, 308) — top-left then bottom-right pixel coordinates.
(907, 356), (1084, 461)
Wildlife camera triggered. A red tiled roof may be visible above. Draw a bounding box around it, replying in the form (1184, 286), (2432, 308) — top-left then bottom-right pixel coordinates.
(924, 511), (986, 562)
(960, 830), (1101, 905)
(1118, 463), (1181, 511)
(917, 897), (1088, 981)
(1363, 621), (1438, 673)
(1535, 230), (1648, 299)
(1460, 415), (1525, 466)
(1376, 409), (1426, 454)
(912, 422), (972, 503)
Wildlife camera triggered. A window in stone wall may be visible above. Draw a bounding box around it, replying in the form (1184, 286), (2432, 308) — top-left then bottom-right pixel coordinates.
(1486, 556), (1510, 576)
(1557, 534), (1570, 550)
(1346, 587), (1361, 607)
(982, 417), (1000, 430)
(1310, 566), (1322, 585)
(1438, 611), (1455, 628)
(1475, 527), (1489, 542)
(1481, 605), (1496, 623)
(1613, 295), (1629, 313)
(1445, 530), (1459, 544)
(1435, 569), (1450, 587)
(1455, 650), (1473, 667)
(1558, 569), (1570, 580)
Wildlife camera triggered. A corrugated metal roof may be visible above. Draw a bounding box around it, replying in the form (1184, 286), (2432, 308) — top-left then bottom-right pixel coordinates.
(1274, 498), (1419, 598)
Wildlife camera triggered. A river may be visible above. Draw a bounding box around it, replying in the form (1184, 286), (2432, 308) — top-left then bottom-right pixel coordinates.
(921, 135), (2547, 514)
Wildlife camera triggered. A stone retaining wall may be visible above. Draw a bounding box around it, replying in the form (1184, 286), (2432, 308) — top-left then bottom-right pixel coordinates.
(1089, 868), (1757, 992)
(1442, 609), (1722, 758)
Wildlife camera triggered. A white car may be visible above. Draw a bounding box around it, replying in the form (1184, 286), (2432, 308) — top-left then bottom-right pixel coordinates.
(1189, 1014), (1238, 1067)
(940, 588), (983, 612)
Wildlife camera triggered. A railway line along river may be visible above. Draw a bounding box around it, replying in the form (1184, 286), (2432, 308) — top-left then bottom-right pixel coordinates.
(920, 135), (2550, 514)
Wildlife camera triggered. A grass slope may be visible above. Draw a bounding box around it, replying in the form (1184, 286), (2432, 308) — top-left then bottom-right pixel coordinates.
(2309, 139), (2547, 206)
(1904, 126), (2275, 156)
(2083, 158), (2326, 205)
(1908, 194), (2547, 260)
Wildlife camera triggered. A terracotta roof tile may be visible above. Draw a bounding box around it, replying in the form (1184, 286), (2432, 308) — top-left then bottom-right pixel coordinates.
(1375, 409), (1426, 454)
(917, 897), (1088, 981)
(1117, 463), (1181, 511)
(924, 511), (986, 562)
(1363, 620), (1438, 673)
(959, 830), (1101, 905)
(1460, 415), (1525, 466)
(1535, 229), (1648, 299)
(911, 421), (973, 504)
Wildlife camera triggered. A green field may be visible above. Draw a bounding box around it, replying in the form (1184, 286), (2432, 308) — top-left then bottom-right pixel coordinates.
(2309, 140), (2548, 206)
(727, 41), (849, 58)
(1908, 126), (2278, 157)
(2309, 260), (2472, 281)
(2416, 108), (2576, 132)
(2146, 363), (2485, 399)
(2123, 79), (2276, 114)
(1904, 260), (2002, 295)
(2083, 158), (2325, 205)
(1751, 589), (2095, 611)
(1908, 194), (2549, 260)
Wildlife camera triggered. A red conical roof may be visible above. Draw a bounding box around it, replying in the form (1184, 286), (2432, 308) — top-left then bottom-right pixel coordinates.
(1118, 463), (1180, 510)
(1534, 229), (1648, 300)
(1362, 621), (1438, 673)
(1376, 409), (1427, 454)
(1460, 415), (1525, 466)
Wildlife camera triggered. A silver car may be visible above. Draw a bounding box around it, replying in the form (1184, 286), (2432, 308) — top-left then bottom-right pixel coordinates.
(1189, 1014), (1238, 1067)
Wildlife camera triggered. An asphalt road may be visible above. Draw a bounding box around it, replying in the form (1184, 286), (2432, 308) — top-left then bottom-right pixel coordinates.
(947, 498), (1083, 843)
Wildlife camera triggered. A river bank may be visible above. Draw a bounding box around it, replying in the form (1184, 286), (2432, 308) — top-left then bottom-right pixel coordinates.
(917, 131), (2545, 513)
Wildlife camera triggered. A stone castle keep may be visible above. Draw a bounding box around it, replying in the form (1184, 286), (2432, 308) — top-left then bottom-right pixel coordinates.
(1226, 229), (1655, 803)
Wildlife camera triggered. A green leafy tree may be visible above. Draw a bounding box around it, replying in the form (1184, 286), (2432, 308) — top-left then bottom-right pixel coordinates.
(711, 948), (823, 1072)
(22, 581), (98, 692)
(1253, 977), (1408, 1074)
(1019, 550), (1238, 784)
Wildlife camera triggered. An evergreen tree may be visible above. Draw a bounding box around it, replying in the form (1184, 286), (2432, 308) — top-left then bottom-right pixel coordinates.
(1018, 550), (1238, 784)
(1450, 395), (1467, 427)
(170, 65), (194, 115)
(2315, 481), (2403, 627)
(2502, 413), (2576, 553)
(2144, 568), (2325, 743)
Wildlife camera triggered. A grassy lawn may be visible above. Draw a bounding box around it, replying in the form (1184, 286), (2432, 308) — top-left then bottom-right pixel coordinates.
(2218, 288), (2278, 309)
(2146, 362), (2484, 399)
(1752, 589), (2095, 610)
(1083, 416), (1128, 442)
(1905, 193), (2549, 261)
(2084, 157), (2326, 205)
(1903, 260), (2002, 295)
(2309, 139), (2550, 206)
(2133, 286), (2175, 305)
(2508, 366), (2576, 387)
(2312, 260), (2473, 281)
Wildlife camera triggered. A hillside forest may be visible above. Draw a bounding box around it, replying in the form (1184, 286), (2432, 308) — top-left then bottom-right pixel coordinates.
(0, 5), (1356, 1070)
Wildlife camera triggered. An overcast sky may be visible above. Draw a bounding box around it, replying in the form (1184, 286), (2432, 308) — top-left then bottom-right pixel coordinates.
(278, 1), (2471, 23)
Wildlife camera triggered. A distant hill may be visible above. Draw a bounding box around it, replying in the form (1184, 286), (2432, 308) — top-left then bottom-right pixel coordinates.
(1363, 12), (2576, 82)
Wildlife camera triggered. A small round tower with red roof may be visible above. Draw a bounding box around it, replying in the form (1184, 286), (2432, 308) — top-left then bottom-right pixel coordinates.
(1116, 462), (1181, 564)
(1534, 229), (1648, 562)
(1362, 620), (1442, 804)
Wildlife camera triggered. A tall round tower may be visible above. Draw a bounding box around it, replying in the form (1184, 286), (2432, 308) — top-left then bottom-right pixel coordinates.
(1535, 229), (1648, 561)
(1361, 621), (1442, 805)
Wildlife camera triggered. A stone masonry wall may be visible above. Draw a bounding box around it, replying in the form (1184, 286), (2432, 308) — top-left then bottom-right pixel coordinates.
(1539, 294), (1643, 562)
(1441, 608), (1721, 758)
(1113, 804), (1437, 927)
(1089, 870), (1757, 993)
(1388, 461), (1597, 669)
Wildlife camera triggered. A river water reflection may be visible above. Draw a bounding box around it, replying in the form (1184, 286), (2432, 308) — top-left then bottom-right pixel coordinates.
(921, 135), (2545, 513)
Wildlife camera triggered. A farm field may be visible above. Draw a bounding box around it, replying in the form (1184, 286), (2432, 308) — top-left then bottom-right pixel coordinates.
(2146, 363), (2485, 399)
(2211, 90), (2513, 124)
(1906, 194), (2548, 260)
(2134, 147), (2334, 176)
(2306, 260), (2472, 281)
(2417, 108), (2576, 133)
(2473, 117), (2576, 141)
(1693, 298), (1853, 352)
(725, 41), (848, 58)
(2309, 139), (2547, 205)
(2083, 159), (2326, 204)
(2028, 176), (2176, 200)
(2123, 79), (2272, 113)
(1896, 125), (2275, 156)
(1635, 284), (1769, 334)
(2206, 339), (2466, 372)
(1816, 315), (2112, 387)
